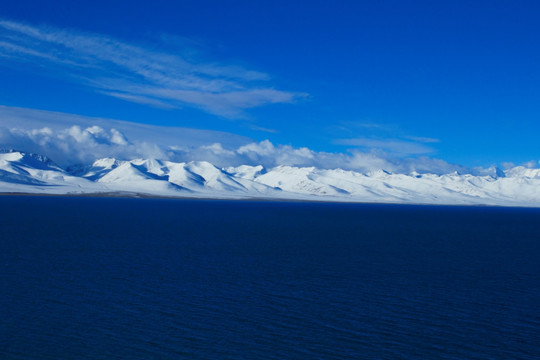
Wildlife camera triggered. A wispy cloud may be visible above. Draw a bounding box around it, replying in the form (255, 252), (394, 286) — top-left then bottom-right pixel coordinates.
(247, 124), (279, 134)
(0, 19), (306, 117)
(404, 136), (440, 143)
(335, 137), (435, 155)
(330, 119), (440, 156)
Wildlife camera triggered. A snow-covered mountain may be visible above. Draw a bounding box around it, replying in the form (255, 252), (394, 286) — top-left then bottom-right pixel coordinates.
(0, 150), (107, 194)
(1, 150), (539, 206)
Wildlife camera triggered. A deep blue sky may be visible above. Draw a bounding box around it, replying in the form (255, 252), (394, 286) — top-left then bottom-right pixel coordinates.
(1, 0), (539, 167)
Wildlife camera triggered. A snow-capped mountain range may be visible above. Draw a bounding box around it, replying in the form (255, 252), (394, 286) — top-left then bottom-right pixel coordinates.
(1, 150), (539, 206)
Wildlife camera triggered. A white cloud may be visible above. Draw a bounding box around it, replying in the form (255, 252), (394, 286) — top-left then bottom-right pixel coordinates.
(405, 136), (440, 143)
(0, 105), (251, 149)
(523, 160), (539, 169)
(1, 125), (164, 165)
(335, 137), (435, 155)
(0, 105), (493, 175)
(238, 140), (276, 157)
(1, 122), (470, 175)
(231, 141), (470, 175)
(0, 19), (306, 118)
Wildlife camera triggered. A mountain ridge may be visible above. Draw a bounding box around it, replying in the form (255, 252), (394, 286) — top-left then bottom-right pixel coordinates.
(1, 150), (539, 206)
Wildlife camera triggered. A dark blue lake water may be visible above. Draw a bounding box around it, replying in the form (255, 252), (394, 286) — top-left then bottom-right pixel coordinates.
(1, 196), (539, 359)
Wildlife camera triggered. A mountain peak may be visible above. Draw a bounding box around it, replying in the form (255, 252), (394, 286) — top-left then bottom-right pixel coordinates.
(2, 151), (540, 206)
(0, 149), (60, 170)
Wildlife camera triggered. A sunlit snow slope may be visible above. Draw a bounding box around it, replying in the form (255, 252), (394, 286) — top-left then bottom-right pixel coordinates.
(1, 150), (539, 206)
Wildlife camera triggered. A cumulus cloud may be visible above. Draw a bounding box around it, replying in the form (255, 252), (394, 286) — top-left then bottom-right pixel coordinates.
(1, 125), (166, 165)
(229, 140), (467, 174)
(0, 106), (507, 175)
(0, 123), (475, 175)
(0, 19), (306, 117)
(0, 105), (251, 149)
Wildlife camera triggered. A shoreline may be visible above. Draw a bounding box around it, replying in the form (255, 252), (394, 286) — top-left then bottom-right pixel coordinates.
(1, 191), (538, 209)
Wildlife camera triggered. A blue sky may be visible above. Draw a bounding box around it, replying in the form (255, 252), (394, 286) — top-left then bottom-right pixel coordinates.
(0, 0), (539, 169)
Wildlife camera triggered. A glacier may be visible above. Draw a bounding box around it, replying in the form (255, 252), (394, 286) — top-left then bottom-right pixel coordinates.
(1, 150), (539, 207)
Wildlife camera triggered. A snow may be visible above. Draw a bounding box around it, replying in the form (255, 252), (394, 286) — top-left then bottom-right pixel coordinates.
(1, 150), (540, 207)
(0, 151), (108, 194)
(505, 166), (540, 179)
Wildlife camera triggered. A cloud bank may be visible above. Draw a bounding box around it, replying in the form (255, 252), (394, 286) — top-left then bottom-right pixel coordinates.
(0, 19), (306, 117)
(3, 121), (537, 177)
(0, 105), (251, 150)
(0, 123), (454, 174)
(2, 106), (536, 176)
(0, 110), (473, 175)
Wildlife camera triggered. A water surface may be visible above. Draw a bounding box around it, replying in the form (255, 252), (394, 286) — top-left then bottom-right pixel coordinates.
(1, 196), (539, 359)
